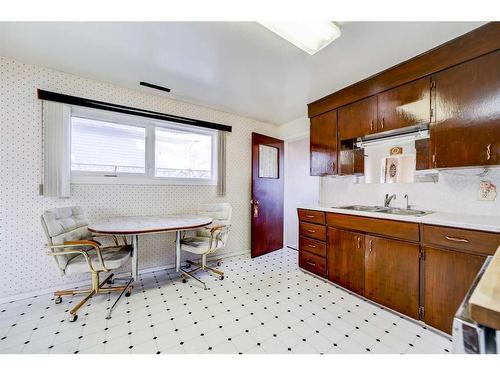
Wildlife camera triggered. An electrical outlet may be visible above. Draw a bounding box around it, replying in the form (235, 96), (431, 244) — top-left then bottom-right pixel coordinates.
(478, 180), (497, 201)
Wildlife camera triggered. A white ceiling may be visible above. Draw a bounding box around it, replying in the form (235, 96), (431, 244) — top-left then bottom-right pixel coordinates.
(0, 21), (486, 125)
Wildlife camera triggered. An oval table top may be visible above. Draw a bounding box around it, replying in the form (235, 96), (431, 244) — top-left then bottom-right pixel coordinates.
(88, 214), (213, 235)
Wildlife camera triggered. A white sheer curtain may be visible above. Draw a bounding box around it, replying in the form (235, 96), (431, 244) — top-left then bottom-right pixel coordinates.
(42, 101), (71, 198)
(217, 130), (227, 196)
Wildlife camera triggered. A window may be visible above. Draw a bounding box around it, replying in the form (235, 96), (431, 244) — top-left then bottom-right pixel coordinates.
(70, 109), (217, 185)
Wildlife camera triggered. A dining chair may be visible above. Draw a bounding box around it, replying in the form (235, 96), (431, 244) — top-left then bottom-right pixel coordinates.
(41, 206), (133, 322)
(180, 203), (232, 289)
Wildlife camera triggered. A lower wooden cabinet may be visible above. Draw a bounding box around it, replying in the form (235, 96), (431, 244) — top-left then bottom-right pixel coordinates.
(327, 228), (365, 295)
(423, 246), (486, 334)
(299, 250), (326, 278)
(364, 236), (420, 319)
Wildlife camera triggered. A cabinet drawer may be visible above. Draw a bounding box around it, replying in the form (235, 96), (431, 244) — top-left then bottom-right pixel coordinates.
(299, 250), (326, 278)
(298, 209), (326, 224)
(299, 236), (326, 257)
(422, 225), (500, 256)
(299, 222), (327, 241)
(326, 213), (420, 242)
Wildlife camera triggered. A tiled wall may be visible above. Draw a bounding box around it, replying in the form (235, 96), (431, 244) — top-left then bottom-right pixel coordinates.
(0, 57), (278, 299)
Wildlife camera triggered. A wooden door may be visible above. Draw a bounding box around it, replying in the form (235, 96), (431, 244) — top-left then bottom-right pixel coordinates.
(364, 236), (420, 319)
(423, 246), (486, 334)
(376, 77), (431, 132)
(251, 133), (284, 258)
(310, 110), (338, 176)
(432, 50), (500, 168)
(338, 96), (377, 140)
(327, 228), (365, 295)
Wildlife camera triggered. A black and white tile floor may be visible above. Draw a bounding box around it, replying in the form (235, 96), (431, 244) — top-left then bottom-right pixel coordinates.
(0, 248), (452, 354)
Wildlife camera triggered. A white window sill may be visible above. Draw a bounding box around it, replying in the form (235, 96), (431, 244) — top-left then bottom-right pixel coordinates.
(71, 174), (217, 186)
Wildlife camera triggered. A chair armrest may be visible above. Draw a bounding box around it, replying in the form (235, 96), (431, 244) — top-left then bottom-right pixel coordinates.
(46, 243), (97, 272)
(48, 239), (110, 272)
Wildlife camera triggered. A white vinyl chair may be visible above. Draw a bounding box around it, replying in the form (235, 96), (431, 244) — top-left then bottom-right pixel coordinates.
(41, 206), (133, 322)
(180, 203), (232, 289)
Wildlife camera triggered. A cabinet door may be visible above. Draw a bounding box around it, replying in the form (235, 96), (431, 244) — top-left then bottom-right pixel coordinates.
(327, 228), (365, 295)
(377, 77), (431, 132)
(423, 246), (486, 334)
(432, 50), (500, 168)
(310, 110), (338, 176)
(364, 236), (420, 319)
(338, 96), (377, 140)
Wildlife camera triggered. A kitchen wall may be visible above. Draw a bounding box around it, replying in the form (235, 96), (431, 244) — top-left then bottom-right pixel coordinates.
(0, 57), (279, 300)
(319, 168), (500, 216)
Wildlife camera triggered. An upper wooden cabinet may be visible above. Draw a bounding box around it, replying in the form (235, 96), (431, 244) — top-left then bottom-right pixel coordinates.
(310, 110), (338, 176)
(338, 96), (377, 140)
(431, 50), (500, 168)
(364, 235), (420, 319)
(377, 77), (431, 132)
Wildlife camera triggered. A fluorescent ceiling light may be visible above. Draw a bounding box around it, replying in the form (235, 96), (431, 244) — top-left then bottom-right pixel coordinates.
(258, 21), (341, 55)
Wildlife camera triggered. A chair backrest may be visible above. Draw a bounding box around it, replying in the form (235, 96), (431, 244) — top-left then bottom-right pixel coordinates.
(196, 203), (232, 247)
(41, 206), (92, 272)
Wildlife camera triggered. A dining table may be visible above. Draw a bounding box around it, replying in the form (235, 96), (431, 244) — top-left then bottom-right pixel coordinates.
(88, 214), (213, 283)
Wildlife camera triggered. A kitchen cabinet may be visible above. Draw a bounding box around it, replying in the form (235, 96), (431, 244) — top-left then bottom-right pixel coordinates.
(298, 209), (328, 278)
(310, 110), (338, 176)
(423, 246), (486, 334)
(377, 77), (431, 132)
(327, 228), (365, 295)
(364, 236), (420, 319)
(431, 50), (500, 168)
(338, 96), (377, 140)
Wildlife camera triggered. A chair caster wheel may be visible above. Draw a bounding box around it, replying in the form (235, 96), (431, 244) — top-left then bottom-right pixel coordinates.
(182, 278), (187, 283)
(106, 279), (114, 285)
(185, 263), (191, 268)
(69, 314), (78, 322)
(217, 262), (221, 266)
(219, 275), (224, 280)
(125, 291), (131, 297)
(55, 296), (62, 304)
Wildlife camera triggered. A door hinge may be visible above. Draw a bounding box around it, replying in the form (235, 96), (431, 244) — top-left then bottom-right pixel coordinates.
(419, 306), (425, 319)
(430, 108), (434, 119)
(431, 78), (436, 89)
(419, 249), (425, 260)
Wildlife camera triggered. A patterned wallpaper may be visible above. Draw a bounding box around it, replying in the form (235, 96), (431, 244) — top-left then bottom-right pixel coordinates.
(0, 57), (278, 299)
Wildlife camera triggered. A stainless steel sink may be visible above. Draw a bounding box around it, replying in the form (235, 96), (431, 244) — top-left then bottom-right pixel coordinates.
(336, 205), (386, 212)
(334, 205), (432, 217)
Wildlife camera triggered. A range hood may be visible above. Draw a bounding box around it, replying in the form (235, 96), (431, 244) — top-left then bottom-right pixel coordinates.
(355, 123), (429, 148)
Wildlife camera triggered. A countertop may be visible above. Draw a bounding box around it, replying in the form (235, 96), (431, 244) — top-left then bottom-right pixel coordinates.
(298, 205), (500, 233)
(469, 246), (500, 330)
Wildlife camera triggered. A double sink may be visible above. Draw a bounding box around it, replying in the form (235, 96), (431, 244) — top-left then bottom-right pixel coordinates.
(335, 205), (432, 217)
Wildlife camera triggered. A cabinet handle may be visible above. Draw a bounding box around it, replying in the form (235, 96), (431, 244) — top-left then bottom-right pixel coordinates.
(370, 120), (374, 132)
(308, 244), (317, 248)
(305, 215), (315, 218)
(307, 229), (316, 233)
(486, 144), (492, 161)
(357, 237), (361, 249)
(381, 117), (384, 129)
(306, 261), (316, 267)
(369, 240), (373, 253)
(445, 236), (469, 243)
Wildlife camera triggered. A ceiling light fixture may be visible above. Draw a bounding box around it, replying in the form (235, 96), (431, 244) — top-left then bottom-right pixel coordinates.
(258, 21), (341, 55)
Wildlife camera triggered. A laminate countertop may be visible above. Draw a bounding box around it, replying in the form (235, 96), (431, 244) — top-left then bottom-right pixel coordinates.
(469, 246), (500, 329)
(298, 205), (500, 233)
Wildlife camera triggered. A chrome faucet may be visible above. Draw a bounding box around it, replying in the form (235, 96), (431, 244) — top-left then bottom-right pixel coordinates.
(384, 194), (396, 207)
(404, 194), (410, 209)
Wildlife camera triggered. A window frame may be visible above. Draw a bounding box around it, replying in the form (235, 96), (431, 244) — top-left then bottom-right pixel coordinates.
(70, 106), (217, 186)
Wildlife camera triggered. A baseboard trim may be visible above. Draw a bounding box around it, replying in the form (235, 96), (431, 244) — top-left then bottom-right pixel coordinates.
(0, 250), (249, 304)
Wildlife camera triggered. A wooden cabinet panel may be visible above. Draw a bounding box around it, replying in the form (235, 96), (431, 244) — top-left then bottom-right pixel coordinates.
(299, 250), (326, 278)
(424, 246), (486, 334)
(299, 236), (326, 257)
(432, 50), (500, 168)
(377, 77), (431, 132)
(326, 213), (420, 242)
(338, 96), (377, 140)
(327, 228), (365, 295)
(339, 147), (364, 176)
(297, 209), (326, 225)
(422, 224), (500, 256)
(310, 110), (338, 176)
(299, 222), (326, 241)
(365, 236), (420, 319)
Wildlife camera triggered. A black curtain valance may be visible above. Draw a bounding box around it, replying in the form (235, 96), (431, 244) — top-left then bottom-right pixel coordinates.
(37, 89), (232, 132)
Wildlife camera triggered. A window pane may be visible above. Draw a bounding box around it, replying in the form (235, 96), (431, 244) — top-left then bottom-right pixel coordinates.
(259, 144), (279, 178)
(155, 127), (212, 179)
(71, 117), (146, 174)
